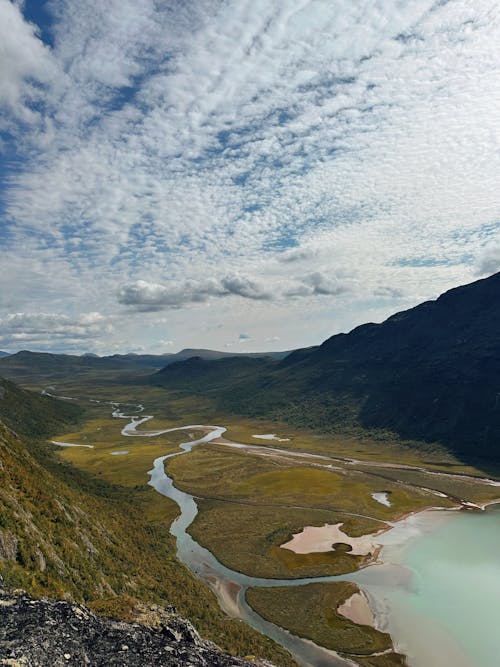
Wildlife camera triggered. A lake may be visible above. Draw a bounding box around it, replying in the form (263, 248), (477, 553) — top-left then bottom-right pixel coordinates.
(354, 504), (500, 667)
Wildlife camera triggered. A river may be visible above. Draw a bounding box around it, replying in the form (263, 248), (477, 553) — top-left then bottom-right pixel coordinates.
(54, 395), (500, 667)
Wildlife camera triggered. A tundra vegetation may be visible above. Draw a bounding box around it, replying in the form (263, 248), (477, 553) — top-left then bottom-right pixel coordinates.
(1, 285), (500, 667)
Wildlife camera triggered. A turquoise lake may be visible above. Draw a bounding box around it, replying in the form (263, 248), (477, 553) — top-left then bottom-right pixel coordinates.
(355, 504), (500, 667)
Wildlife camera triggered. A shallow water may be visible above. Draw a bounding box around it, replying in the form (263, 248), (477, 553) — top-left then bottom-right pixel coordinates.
(356, 505), (500, 667)
(71, 393), (500, 667)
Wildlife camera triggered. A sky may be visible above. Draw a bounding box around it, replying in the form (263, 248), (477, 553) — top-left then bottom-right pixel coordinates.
(0, 0), (499, 355)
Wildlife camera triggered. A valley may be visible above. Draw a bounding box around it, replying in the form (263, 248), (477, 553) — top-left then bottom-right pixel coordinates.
(2, 274), (500, 666)
(22, 369), (499, 667)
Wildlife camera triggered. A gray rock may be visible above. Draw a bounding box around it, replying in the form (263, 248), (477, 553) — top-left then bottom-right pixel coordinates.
(0, 586), (273, 667)
(0, 532), (18, 562)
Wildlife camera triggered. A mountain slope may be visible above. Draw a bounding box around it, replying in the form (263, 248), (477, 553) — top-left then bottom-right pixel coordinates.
(0, 376), (82, 438)
(0, 584), (270, 667)
(0, 379), (294, 665)
(154, 272), (500, 460)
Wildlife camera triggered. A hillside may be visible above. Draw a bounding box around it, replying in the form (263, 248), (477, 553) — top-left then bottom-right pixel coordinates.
(0, 584), (270, 667)
(0, 348), (292, 382)
(0, 379), (294, 665)
(109, 348), (292, 368)
(154, 272), (500, 461)
(0, 376), (82, 438)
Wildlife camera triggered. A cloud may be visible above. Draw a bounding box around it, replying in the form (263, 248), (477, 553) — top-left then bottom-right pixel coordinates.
(117, 279), (222, 311)
(1, 1), (499, 352)
(238, 333), (251, 343)
(373, 286), (405, 299)
(117, 275), (271, 311)
(220, 276), (271, 301)
(0, 0), (56, 125)
(0, 311), (111, 351)
(475, 244), (500, 276)
(285, 272), (351, 298)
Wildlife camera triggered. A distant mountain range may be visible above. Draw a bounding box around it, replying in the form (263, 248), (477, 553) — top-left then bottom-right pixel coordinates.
(2, 273), (499, 460)
(105, 347), (292, 367)
(0, 351), (10, 358)
(154, 272), (500, 461)
(0, 347), (292, 382)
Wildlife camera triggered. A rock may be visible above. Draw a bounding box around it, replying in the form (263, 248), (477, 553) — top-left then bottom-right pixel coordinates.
(0, 585), (273, 666)
(0, 532), (18, 562)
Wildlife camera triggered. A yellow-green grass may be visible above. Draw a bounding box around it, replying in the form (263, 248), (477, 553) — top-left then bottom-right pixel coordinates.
(222, 419), (496, 479)
(355, 655), (410, 667)
(54, 418), (189, 488)
(189, 499), (385, 578)
(27, 374), (500, 482)
(166, 445), (453, 520)
(246, 582), (406, 665)
(358, 465), (500, 505)
(0, 426), (296, 666)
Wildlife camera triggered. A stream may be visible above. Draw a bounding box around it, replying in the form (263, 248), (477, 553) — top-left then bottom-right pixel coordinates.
(117, 410), (358, 667)
(52, 394), (500, 667)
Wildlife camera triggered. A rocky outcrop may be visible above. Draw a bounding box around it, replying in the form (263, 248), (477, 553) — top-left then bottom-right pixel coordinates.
(0, 585), (275, 667)
(0, 531), (18, 562)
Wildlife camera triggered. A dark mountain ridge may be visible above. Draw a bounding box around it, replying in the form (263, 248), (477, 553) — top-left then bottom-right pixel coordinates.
(155, 272), (500, 460)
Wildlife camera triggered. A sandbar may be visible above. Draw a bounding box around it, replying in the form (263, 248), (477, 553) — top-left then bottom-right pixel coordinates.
(280, 523), (378, 556)
(337, 591), (375, 627)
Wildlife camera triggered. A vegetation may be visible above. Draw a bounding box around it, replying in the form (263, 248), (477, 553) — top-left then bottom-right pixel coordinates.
(153, 271), (500, 464)
(0, 380), (296, 666)
(0, 376), (82, 438)
(2, 338), (500, 666)
(189, 500), (384, 578)
(166, 445), (453, 521)
(246, 583), (406, 665)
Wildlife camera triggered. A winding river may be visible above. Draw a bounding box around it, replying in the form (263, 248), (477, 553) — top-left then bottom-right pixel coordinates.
(115, 410), (358, 667)
(53, 394), (500, 667)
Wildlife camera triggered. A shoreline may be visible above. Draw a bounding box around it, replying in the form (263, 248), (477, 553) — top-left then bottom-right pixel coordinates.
(51, 391), (500, 666)
(353, 500), (500, 666)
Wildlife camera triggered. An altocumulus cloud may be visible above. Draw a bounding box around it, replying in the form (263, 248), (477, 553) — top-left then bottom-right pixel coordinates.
(0, 0), (56, 126)
(1, 0), (500, 352)
(475, 244), (500, 277)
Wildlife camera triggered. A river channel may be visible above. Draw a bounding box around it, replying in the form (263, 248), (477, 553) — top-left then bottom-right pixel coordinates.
(56, 395), (500, 667)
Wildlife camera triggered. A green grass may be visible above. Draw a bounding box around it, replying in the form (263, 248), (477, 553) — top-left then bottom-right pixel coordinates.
(166, 445), (454, 520)
(3, 370), (498, 666)
(54, 417), (188, 487)
(246, 582), (406, 665)
(0, 389), (297, 666)
(189, 500), (385, 578)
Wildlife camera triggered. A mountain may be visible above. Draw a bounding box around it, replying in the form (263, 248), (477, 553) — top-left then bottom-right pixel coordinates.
(0, 350), (139, 382)
(154, 272), (500, 460)
(0, 376), (82, 438)
(0, 347), (293, 381)
(0, 351), (9, 358)
(108, 348), (292, 368)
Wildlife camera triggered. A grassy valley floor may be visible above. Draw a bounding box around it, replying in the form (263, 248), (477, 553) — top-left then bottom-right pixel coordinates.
(5, 375), (500, 666)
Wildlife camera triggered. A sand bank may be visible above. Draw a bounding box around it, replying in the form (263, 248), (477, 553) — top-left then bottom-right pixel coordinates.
(280, 523), (378, 556)
(337, 591), (375, 627)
